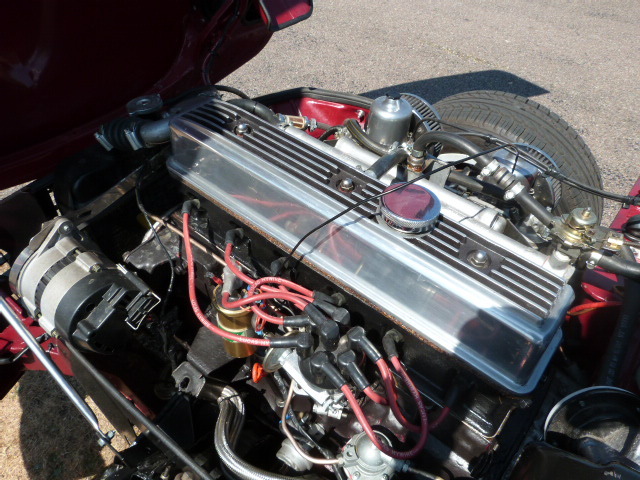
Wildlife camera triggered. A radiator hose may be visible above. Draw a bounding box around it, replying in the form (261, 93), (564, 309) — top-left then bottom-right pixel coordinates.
(597, 246), (640, 385)
(97, 97), (277, 151)
(215, 387), (322, 480)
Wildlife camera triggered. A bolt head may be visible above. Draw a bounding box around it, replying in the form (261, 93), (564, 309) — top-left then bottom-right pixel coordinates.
(58, 223), (73, 235)
(339, 178), (355, 192)
(468, 250), (490, 268)
(234, 123), (251, 136)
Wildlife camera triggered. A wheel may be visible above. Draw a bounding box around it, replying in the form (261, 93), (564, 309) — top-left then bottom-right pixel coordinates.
(433, 90), (604, 219)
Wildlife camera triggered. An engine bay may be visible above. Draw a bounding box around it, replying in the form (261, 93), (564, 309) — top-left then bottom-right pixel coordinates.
(3, 85), (640, 480)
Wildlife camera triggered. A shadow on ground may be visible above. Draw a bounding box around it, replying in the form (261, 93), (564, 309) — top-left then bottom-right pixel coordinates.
(17, 372), (108, 480)
(361, 69), (549, 103)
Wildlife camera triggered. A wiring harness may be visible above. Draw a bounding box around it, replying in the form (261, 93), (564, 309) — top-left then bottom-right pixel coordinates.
(181, 203), (440, 460)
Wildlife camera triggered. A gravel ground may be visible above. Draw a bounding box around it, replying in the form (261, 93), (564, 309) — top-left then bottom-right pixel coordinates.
(1, 1), (639, 478)
(223, 0), (640, 225)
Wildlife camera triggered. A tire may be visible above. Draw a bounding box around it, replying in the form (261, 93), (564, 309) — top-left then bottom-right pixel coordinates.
(433, 90), (604, 219)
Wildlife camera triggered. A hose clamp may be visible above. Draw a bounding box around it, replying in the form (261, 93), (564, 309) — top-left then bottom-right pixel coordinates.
(504, 182), (525, 201)
(480, 159), (501, 178)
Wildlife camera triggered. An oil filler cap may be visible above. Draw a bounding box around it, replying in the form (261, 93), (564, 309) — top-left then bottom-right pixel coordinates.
(380, 183), (441, 234)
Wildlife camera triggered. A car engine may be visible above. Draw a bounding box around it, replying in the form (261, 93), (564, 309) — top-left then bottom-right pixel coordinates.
(3, 85), (640, 480)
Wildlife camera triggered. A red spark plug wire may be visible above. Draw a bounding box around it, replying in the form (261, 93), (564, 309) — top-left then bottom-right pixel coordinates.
(376, 358), (421, 433)
(221, 291), (308, 310)
(363, 386), (388, 405)
(183, 213), (272, 347)
(341, 381), (428, 460)
(566, 300), (622, 316)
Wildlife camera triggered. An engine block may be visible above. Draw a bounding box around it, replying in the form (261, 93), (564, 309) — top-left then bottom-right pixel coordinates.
(167, 99), (575, 394)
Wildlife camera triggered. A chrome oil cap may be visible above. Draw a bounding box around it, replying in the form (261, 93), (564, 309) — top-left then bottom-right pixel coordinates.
(380, 183), (441, 234)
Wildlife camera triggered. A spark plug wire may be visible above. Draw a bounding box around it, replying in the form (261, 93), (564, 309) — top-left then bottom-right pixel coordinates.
(184, 213), (272, 347)
(566, 301), (622, 317)
(341, 383), (428, 460)
(222, 243), (317, 331)
(363, 386), (388, 405)
(376, 359), (421, 433)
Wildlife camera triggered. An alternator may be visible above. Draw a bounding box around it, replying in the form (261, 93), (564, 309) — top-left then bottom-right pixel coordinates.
(10, 217), (159, 353)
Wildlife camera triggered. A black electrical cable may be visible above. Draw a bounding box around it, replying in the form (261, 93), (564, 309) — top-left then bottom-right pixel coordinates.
(413, 117), (475, 135)
(203, 1), (241, 86)
(546, 169), (640, 206)
(134, 164), (175, 317)
(318, 126), (342, 142)
(283, 143), (518, 268)
(414, 116), (640, 206)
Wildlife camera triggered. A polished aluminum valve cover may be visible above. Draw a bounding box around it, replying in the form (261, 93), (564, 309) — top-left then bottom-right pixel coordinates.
(167, 99), (575, 395)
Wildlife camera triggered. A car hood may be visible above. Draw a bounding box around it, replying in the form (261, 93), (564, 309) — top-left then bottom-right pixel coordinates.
(0, 0), (311, 190)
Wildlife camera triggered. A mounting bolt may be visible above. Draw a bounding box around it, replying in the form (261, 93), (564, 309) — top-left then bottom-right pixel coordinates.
(582, 207), (593, 219)
(339, 178), (355, 193)
(58, 223), (73, 235)
(97, 430), (116, 448)
(234, 123), (251, 136)
(159, 466), (172, 480)
(468, 250), (490, 268)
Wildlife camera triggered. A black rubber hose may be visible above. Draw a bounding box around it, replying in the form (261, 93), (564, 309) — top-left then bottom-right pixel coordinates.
(344, 119), (389, 156)
(318, 126), (341, 142)
(65, 342), (216, 480)
(365, 150), (408, 179)
(138, 118), (172, 146)
(595, 251), (640, 280)
(413, 131), (557, 226)
(597, 246), (640, 385)
(411, 131), (493, 168)
(227, 98), (279, 124)
(514, 187), (556, 227)
(215, 85), (250, 99)
(447, 170), (505, 197)
(597, 283), (640, 385)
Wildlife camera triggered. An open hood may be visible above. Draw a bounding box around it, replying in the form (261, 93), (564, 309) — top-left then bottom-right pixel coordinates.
(0, 0), (312, 190)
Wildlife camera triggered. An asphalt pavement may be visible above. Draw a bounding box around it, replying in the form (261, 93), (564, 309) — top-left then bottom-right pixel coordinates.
(223, 0), (640, 224)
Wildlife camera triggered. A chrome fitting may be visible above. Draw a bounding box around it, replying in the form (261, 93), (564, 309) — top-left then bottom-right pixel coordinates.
(480, 159), (501, 178)
(504, 182), (525, 201)
(124, 128), (144, 150)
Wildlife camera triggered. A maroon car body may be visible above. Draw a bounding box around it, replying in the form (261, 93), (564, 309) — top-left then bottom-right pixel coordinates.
(0, 0), (311, 190)
(0, 0), (311, 397)
(2, 3), (640, 479)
